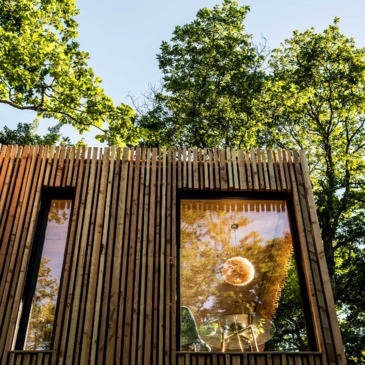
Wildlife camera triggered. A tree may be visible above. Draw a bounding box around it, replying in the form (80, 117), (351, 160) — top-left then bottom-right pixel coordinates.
(261, 20), (365, 363)
(25, 257), (59, 350)
(137, 0), (265, 148)
(0, 121), (72, 145)
(0, 0), (138, 146)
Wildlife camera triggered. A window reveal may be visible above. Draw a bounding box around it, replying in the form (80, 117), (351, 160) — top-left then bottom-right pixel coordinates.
(16, 199), (72, 350)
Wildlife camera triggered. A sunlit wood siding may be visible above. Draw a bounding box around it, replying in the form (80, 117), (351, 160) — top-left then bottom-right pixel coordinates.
(0, 146), (345, 365)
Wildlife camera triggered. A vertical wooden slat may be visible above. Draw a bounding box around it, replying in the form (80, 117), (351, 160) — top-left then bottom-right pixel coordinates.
(278, 149), (287, 191)
(95, 147), (118, 364)
(245, 151), (252, 191)
(273, 151), (282, 192)
(198, 149), (204, 191)
(203, 149), (209, 190)
(116, 148), (134, 363)
(105, 148), (128, 364)
(159, 148), (167, 363)
(207, 149), (214, 191)
(122, 147), (141, 365)
(251, 149), (259, 191)
(54, 146), (66, 187)
(237, 149), (247, 191)
(152, 149), (162, 365)
(178, 149), (182, 190)
(231, 149), (239, 190)
(75, 147), (102, 364)
(65, 146), (75, 187)
(0, 146), (13, 206)
(182, 147), (187, 189)
(49, 146), (60, 187)
(165, 148), (173, 365)
(171, 148), (177, 364)
(187, 148), (193, 190)
(71, 147), (81, 188)
(193, 149), (199, 190)
(257, 149), (265, 191)
(143, 148), (157, 364)
(267, 150), (276, 191)
(219, 149), (227, 190)
(131, 149), (146, 365)
(213, 149), (220, 190)
(282, 150), (291, 191)
(90, 148), (115, 364)
(61, 147), (71, 187)
(42, 145), (54, 186)
(226, 148), (234, 189)
(261, 150), (270, 192)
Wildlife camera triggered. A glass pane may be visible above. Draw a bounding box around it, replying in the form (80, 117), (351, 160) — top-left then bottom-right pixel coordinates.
(180, 199), (306, 352)
(24, 199), (72, 350)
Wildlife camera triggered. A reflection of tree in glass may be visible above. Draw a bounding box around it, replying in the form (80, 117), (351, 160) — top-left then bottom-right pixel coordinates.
(24, 257), (59, 350)
(47, 200), (71, 225)
(264, 260), (308, 351)
(181, 201), (293, 329)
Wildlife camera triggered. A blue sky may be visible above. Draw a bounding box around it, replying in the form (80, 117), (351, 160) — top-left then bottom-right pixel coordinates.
(1, 0), (364, 145)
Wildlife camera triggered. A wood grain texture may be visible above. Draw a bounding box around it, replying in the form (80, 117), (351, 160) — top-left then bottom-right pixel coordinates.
(0, 146), (344, 365)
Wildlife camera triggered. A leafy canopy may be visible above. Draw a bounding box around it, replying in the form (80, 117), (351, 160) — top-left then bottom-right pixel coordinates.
(137, 0), (265, 148)
(0, 121), (73, 146)
(0, 0), (137, 146)
(261, 19), (365, 363)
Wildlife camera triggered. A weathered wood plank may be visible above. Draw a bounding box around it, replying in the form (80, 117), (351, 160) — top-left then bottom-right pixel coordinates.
(237, 149), (247, 191)
(219, 149), (227, 190)
(251, 149), (259, 191)
(267, 150), (276, 191)
(159, 148), (167, 363)
(193, 148), (199, 190)
(152, 148), (162, 365)
(105, 148), (129, 364)
(95, 147), (117, 364)
(231, 149), (240, 190)
(131, 149), (146, 365)
(54, 146), (66, 187)
(227, 148), (234, 190)
(213, 149), (220, 190)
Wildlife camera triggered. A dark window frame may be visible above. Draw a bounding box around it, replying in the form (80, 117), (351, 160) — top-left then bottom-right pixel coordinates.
(176, 190), (317, 352)
(15, 187), (75, 350)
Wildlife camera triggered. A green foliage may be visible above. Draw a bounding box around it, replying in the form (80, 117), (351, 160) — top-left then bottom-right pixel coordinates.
(137, 0), (265, 147)
(0, 0), (138, 146)
(265, 261), (308, 351)
(260, 20), (365, 362)
(0, 121), (71, 145)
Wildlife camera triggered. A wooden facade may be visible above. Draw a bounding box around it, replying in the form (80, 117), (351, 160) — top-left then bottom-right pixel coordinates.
(0, 146), (345, 365)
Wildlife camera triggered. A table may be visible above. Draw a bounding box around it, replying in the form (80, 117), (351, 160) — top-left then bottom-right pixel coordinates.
(198, 313), (275, 352)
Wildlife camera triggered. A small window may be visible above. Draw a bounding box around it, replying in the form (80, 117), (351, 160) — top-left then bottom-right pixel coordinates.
(179, 198), (309, 352)
(15, 195), (73, 350)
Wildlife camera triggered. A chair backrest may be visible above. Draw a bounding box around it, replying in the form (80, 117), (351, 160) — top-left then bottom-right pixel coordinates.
(180, 306), (199, 346)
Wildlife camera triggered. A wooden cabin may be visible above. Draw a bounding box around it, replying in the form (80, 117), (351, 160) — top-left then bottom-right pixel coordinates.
(0, 146), (346, 365)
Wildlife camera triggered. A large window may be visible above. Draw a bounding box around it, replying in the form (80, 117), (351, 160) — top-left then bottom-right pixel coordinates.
(15, 195), (73, 350)
(179, 198), (308, 352)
